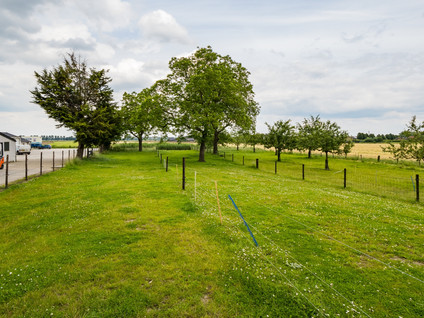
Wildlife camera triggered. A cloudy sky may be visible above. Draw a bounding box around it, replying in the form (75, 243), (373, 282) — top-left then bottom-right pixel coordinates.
(1, 0), (423, 136)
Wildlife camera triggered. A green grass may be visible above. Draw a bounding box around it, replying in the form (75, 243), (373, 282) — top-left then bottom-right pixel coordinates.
(47, 140), (79, 148)
(1, 149), (423, 317)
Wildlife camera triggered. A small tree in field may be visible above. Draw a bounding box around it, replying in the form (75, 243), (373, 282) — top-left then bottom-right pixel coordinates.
(264, 120), (296, 161)
(318, 120), (348, 170)
(121, 88), (164, 152)
(341, 138), (355, 158)
(297, 115), (322, 158)
(383, 116), (424, 165)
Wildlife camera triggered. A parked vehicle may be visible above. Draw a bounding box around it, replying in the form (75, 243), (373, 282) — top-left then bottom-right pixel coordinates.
(16, 143), (31, 155)
(0, 142), (4, 169)
(31, 142), (43, 149)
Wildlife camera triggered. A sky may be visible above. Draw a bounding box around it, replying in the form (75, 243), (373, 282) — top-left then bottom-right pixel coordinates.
(1, 0), (424, 137)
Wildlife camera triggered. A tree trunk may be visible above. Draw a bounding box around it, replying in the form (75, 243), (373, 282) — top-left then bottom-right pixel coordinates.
(213, 130), (219, 154)
(77, 143), (84, 159)
(325, 151), (329, 170)
(199, 141), (206, 162)
(308, 149), (312, 158)
(138, 132), (144, 152)
(237, 144), (239, 151)
(277, 148), (281, 162)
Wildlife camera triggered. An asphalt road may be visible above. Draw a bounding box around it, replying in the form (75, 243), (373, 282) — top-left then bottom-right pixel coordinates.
(0, 148), (78, 187)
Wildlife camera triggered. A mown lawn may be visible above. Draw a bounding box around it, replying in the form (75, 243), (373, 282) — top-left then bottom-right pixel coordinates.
(0, 150), (423, 317)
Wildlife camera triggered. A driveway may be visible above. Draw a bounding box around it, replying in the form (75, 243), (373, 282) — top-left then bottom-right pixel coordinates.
(0, 148), (78, 187)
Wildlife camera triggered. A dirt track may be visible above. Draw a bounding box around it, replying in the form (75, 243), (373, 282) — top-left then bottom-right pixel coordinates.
(0, 148), (78, 187)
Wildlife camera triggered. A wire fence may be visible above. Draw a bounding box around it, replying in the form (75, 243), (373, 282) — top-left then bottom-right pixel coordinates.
(0, 148), (95, 189)
(212, 153), (420, 202)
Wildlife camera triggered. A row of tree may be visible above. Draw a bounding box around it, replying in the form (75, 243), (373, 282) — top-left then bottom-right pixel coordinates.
(229, 116), (350, 170)
(31, 49), (351, 169)
(41, 135), (76, 141)
(120, 46), (259, 162)
(355, 133), (398, 143)
(31, 48), (259, 160)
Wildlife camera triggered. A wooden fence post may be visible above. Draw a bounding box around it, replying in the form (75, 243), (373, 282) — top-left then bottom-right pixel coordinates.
(5, 155), (9, 189)
(344, 168), (347, 188)
(256, 159), (259, 169)
(40, 152), (43, 176)
(302, 164), (305, 180)
(62, 151), (64, 167)
(378, 155), (380, 162)
(166, 157), (169, 172)
(275, 161), (277, 174)
(53, 152), (55, 171)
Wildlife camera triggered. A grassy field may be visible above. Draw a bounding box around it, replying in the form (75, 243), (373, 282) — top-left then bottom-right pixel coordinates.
(0, 149), (423, 317)
(47, 140), (79, 148)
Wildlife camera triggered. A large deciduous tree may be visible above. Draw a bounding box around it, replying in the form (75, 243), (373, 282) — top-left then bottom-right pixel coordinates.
(264, 120), (296, 161)
(31, 53), (120, 158)
(157, 46), (259, 162)
(121, 88), (163, 151)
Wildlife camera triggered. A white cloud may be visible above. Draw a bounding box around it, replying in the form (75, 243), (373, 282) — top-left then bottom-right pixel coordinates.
(138, 10), (191, 44)
(62, 0), (133, 32)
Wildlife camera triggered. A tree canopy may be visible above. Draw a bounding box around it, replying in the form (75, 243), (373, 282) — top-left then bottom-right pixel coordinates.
(264, 120), (296, 161)
(155, 46), (259, 161)
(297, 115), (322, 158)
(318, 120), (349, 170)
(121, 88), (164, 151)
(382, 116), (424, 165)
(31, 53), (121, 157)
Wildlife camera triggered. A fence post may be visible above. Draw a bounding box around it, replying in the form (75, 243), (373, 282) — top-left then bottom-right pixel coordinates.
(160, 153), (162, 162)
(40, 152), (43, 176)
(243, 156), (244, 165)
(416, 174), (420, 202)
(182, 157), (185, 190)
(53, 152), (55, 171)
(302, 164), (305, 180)
(62, 151), (64, 167)
(256, 159), (259, 169)
(275, 161), (277, 174)
(25, 154), (28, 181)
(166, 157), (169, 172)
(378, 155), (380, 162)
(5, 155), (9, 189)
(344, 168), (347, 188)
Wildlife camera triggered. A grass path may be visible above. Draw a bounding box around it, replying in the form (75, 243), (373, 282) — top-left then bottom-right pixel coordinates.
(1, 150), (423, 317)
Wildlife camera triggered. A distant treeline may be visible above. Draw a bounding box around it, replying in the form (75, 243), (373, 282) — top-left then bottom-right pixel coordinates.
(42, 135), (76, 141)
(354, 133), (399, 143)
